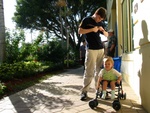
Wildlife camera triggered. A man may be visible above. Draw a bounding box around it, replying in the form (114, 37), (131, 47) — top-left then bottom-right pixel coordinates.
(107, 29), (117, 57)
(78, 7), (108, 100)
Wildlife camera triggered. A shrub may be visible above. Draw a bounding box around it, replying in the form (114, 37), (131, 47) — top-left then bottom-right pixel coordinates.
(0, 82), (6, 96)
(0, 61), (41, 81)
(0, 61), (65, 82)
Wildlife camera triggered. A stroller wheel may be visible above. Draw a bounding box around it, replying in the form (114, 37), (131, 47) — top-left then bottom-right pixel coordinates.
(112, 100), (121, 111)
(89, 99), (98, 109)
(99, 92), (102, 98)
(118, 93), (122, 99)
(123, 93), (126, 100)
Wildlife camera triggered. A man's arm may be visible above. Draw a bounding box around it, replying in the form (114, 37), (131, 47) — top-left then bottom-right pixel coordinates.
(98, 27), (108, 37)
(109, 37), (117, 51)
(78, 24), (108, 37)
(78, 26), (99, 34)
(103, 30), (108, 37)
(109, 44), (115, 51)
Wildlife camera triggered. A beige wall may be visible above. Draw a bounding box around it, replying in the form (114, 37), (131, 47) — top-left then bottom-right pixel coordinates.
(107, 0), (150, 112)
(106, 0), (113, 21)
(116, 0), (123, 56)
(107, 0), (116, 32)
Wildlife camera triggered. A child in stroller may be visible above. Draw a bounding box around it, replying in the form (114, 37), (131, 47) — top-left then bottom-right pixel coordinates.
(89, 56), (126, 111)
(97, 57), (122, 100)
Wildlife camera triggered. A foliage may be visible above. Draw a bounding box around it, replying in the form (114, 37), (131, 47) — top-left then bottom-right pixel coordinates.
(0, 60), (66, 82)
(0, 82), (6, 96)
(13, 0), (106, 50)
(64, 59), (79, 68)
(5, 29), (68, 64)
(37, 40), (67, 63)
(0, 61), (41, 81)
(5, 28), (26, 63)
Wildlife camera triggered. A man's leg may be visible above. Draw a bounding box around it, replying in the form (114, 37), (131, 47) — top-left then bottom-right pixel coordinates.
(81, 50), (96, 100)
(94, 49), (104, 89)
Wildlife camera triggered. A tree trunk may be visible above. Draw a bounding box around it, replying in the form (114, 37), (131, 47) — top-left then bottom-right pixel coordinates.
(0, 0), (6, 63)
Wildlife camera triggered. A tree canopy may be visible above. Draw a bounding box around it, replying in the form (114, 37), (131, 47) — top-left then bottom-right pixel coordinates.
(13, 0), (106, 50)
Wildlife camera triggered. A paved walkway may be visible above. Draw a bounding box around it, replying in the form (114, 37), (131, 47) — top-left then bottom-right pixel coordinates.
(0, 67), (147, 113)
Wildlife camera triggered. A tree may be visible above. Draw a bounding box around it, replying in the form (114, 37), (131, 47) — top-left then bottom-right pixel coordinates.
(5, 28), (26, 63)
(13, 0), (106, 51)
(0, 0), (6, 63)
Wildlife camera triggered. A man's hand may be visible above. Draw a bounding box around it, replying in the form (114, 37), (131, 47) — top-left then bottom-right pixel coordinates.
(92, 26), (99, 32)
(98, 26), (104, 32)
(99, 26), (108, 37)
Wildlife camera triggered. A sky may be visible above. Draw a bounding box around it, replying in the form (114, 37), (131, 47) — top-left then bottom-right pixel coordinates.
(3, 0), (16, 29)
(3, 0), (38, 42)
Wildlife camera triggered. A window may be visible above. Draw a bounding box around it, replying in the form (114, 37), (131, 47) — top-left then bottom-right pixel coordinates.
(130, 0), (134, 51)
(121, 0), (134, 53)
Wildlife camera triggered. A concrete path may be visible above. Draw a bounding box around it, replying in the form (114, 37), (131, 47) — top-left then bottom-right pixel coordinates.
(0, 67), (147, 113)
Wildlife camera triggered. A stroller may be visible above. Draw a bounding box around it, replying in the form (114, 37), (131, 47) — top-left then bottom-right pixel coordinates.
(89, 57), (126, 111)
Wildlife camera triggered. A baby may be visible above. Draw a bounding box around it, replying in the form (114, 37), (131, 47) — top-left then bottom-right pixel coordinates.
(97, 57), (122, 99)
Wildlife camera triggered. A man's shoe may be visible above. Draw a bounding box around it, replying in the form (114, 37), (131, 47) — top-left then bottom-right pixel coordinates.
(80, 93), (87, 101)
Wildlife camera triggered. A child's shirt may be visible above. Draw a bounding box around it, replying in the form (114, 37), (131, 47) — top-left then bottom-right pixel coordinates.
(98, 68), (121, 81)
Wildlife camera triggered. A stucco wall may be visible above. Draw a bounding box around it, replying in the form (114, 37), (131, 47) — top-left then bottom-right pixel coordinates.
(121, 43), (150, 113)
(131, 1), (150, 112)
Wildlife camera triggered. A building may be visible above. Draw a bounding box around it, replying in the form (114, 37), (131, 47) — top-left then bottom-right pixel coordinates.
(106, 0), (150, 112)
